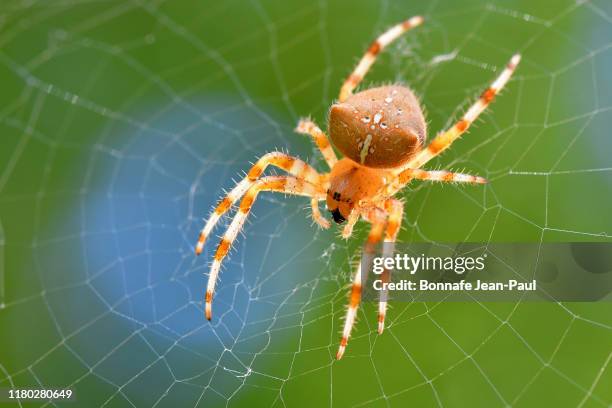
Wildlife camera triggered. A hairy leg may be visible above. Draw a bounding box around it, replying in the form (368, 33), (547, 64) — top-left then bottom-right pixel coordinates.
(388, 168), (487, 195)
(205, 176), (326, 320)
(342, 210), (361, 239)
(337, 207), (387, 359)
(404, 54), (521, 170)
(295, 119), (338, 168)
(310, 198), (331, 229)
(339, 16), (424, 102)
(378, 198), (403, 334)
(196, 152), (326, 255)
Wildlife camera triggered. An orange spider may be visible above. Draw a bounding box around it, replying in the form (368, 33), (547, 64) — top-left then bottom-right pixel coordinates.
(195, 16), (521, 359)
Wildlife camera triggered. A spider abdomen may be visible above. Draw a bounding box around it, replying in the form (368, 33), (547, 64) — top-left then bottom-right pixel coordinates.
(328, 85), (426, 169)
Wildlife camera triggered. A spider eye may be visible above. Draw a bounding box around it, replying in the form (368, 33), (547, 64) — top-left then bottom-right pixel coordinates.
(330, 208), (346, 224)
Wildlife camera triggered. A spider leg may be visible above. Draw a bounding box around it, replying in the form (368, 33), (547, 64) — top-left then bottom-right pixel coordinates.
(390, 168), (487, 193)
(295, 119), (338, 168)
(341, 210), (361, 239)
(378, 198), (403, 334)
(387, 169), (487, 197)
(196, 152), (326, 255)
(205, 176), (325, 321)
(404, 54), (521, 170)
(337, 207), (387, 360)
(310, 198), (331, 229)
(339, 16), (424, 102)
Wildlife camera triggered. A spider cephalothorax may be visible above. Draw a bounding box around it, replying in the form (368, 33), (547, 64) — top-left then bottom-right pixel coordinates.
(195, 16), (520, 360)
(326, 158), (389, 223)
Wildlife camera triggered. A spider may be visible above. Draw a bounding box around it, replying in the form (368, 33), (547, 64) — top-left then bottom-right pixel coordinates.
(195, 16), (521, 360)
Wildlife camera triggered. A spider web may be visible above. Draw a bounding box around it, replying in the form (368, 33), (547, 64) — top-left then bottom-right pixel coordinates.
(0, 0), (611, 407)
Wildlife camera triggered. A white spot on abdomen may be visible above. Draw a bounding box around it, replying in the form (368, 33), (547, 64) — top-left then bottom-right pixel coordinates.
(360, 133), (373, 164)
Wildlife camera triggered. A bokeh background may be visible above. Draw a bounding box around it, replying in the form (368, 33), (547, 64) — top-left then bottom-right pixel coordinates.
(1, 0), (611, 407)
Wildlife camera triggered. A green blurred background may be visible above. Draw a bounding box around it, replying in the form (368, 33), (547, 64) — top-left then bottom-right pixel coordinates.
(1, 0), (611, 407)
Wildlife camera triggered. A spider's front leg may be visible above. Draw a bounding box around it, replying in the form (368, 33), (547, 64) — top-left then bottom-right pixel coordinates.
(339, 16), (424, 102)
(195, 152), (326, 255)
(205, 176), (326, 321)
(337, 207), (387, 360)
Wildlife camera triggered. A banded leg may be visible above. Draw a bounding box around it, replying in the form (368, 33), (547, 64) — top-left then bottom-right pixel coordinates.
(196, 152), (325, 255)
(388, 168), (487, 196)
(378, 198), (403, 334)
(339, 16), (424, 102)
(405, 54), (521, 169)
(337, 208), (387, 360)
(402, 168), (486, 186)
(296, 119), (338, 168)
(205, 176), (326, 320)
